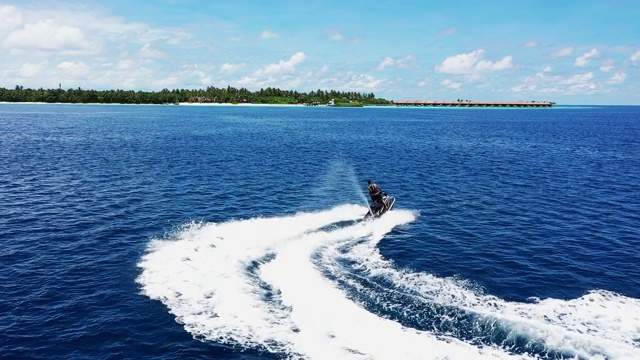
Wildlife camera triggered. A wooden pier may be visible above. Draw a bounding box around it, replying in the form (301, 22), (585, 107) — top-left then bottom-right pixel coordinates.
(393, 100), (554, 108)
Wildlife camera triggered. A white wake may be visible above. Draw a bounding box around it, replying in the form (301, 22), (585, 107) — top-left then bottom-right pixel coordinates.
(137, 205), (640, 360)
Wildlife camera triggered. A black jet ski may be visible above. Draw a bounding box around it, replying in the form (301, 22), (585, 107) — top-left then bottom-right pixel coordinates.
(364, 193), (396, 220)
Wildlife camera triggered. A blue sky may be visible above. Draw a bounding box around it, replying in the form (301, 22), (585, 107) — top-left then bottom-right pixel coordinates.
(1, 1), (639, 104)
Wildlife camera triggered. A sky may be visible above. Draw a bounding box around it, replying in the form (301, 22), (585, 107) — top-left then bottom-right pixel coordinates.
(1, 0), (639, 105)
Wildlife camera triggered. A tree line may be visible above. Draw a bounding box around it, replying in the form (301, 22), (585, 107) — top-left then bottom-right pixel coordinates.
(0, 85), (392, 106)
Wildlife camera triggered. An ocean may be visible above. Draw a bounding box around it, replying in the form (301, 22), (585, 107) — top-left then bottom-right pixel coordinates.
(1, 103), (639, 359)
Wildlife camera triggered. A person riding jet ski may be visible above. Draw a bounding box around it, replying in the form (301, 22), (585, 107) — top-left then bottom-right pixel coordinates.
(367, 180), (385, 213)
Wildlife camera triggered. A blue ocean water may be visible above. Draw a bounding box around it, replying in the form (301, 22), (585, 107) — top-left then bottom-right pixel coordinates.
(1, 103), (639, 359)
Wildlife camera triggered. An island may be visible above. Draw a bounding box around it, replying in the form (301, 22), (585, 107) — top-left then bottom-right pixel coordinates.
(0, 86), (391, 106)
(0, 86), (554, 108)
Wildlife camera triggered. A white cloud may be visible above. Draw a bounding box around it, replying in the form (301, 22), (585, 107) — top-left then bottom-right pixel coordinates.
(236, 75), (261, 86)
(476, 56), (513, 72)
(435, 49), (513, 74)
(569, 83), (597, 92)
(2, 19), (88, 52)
(138, 43), (165, 59)
(220, 62), (246, 74)
(524, 40), (539, 48)
(234, 70), (313, 89)
(326, 29), (344, 41)
(339, 73), (384, 91)
(6, 3), (631, 102)
(152, 76), (180, 88)
(312, 71), (385, 92)
(116, 59), (136, 71)
(19, 62), (47, 77)
(0, 4), (201, 90)
(57, 61), (91, 76)
(441, 79), (462, 89)
(535, 73), (597, 94)
(1, 5), (191, 56)
(511, 83), (537, 93)
(254, 52), (306, 77)
(574, 48), (599, 67)
(376, 55), (416, 71)
(145, 65), (213, 89)
(325, 29), (360, 43)
(436, 50), (484, 74)
(551, 46), (573, 57)
(607, 72), (626, 84)
(515, 70), (599, 95)
(598, 58), (615, 72)
(259, 30), (279, 39)
(439, 27), (457, 36)
(418, 77), (430, 86)
(377, 57), (395, 71)
(0, 5), (23, 33)
(558, 72), (594, 85)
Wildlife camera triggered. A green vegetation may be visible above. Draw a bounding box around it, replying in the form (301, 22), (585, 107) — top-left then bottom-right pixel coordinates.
(331, 101), (364, 107)
(0, 85), (393, 106)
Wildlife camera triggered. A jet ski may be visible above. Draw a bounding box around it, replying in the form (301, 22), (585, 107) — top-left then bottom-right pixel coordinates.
(364, 192), (396, 220)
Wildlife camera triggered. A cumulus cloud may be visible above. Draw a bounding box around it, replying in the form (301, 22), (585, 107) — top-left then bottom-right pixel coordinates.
(19, 62), (47, 77)
(376, 55), (416, 71)
(234, 69), (312, 90)
(236, 75), (261, 86)
(550, 46), (573, 57)
(2, 19), (88, 52)
(259, 30), (279, 39)
(476, 56), (513, 72)
(607, 72), (626, 84)
(511, 83), (537, 93)
(254, 52), (306, 77)
(418, 77), (430, 86)
(152, 76), (180, 88)
(57, 61), (91, 76)
(574, 49), (599, 67)
(325, 28), (360, 43)
(0, 4), (200, 89)
(630, 50), (640, 62)
(0, 5), (23, 33)
(558, 72), (594, 85)
(1, 4), (190, 55)
(116, 59), (136, 71)
(138, 43), (165, 59)
(435, 49), (513, 74)
(334, 72), (384, 91)
(600, 65), (613, 72)
(514, 70), (598, 95)
(220, 62), (246, 74)
(377, 57), (395, 71)
(436, 50), (484, 74)
(441, 79), (462, 89)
